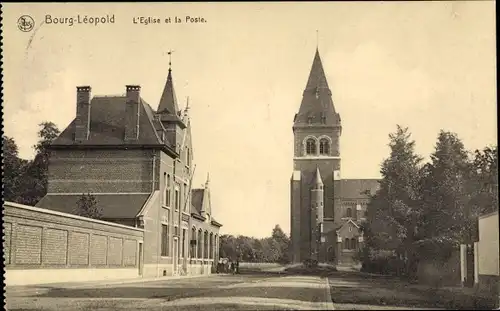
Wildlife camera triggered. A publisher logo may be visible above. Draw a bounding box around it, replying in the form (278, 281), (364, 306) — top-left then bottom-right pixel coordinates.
(18, 15), (35, 32)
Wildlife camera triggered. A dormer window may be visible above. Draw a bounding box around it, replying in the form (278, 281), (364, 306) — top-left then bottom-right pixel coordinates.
(320, 113), (326, 124)
(315, 87), (320, 99)
(307, 116), (313, 124)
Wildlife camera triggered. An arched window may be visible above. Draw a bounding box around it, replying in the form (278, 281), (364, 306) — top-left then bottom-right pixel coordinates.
(209, 233), (214, 259)
(166, 174), (171, 207)
(344, 238), (350, 250)
(191, 227), (197, 258)
(197, 229), (203, 259)
(319, 138), (330, 155)
(346, 208), (352, 218)
(306, 138), (317, 155)
(204, 231), (209, 259)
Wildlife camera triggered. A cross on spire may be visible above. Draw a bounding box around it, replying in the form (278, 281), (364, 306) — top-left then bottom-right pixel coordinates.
(167, 49), (175, 70)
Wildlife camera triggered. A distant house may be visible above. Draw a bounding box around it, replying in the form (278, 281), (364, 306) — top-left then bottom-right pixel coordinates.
(476, 210), (499, 293)
(36, 65), (222, 277)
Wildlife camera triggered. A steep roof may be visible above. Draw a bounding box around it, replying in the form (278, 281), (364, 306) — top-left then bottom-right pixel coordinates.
(313, 166), (324, 186)
(191, 188), (221, 227)
(294, 49), (340, 128)
(51, 95), (175, 154)
(158, 69), (179, 115)
(35, 194), (150, 219)
(340, 179), (381, 199)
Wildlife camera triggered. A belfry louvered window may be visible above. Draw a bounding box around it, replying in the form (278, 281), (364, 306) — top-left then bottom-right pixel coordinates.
(306, 138), (317, 155)
(319, 138), (330, 155)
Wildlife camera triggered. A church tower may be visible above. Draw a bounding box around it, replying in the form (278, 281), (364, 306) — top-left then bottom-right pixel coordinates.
(290, 48), (342, 263)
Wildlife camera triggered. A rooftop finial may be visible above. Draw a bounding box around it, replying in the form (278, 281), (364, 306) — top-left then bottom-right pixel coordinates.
(206, 172), (210, 187)
(316, 30), (319, 50)
(184, 96), (190, 117)
(167, 49), (175, 71)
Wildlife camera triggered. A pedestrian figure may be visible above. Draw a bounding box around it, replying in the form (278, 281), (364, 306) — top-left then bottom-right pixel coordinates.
(236, 260), (240, 274)
(230, 261), (235, 275)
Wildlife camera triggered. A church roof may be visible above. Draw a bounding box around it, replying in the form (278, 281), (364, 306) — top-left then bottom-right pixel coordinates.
(158, 69), (179, 115)
(340, 179), (380, 199)
(50, 95), (176, 156)
(35, 193), (150, 219)
(294, 49), (340, 128)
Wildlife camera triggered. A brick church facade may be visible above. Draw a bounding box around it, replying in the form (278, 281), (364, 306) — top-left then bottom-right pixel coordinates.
(290, 49), (380, 265)
(36, 64), (222, 277)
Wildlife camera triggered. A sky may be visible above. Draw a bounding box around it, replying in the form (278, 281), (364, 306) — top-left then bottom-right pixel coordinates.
(2, 2), (497, 238)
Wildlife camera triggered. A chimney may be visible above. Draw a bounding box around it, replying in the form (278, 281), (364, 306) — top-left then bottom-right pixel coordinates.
(75, 86), (92, 141)
(125, 85), (141, 141)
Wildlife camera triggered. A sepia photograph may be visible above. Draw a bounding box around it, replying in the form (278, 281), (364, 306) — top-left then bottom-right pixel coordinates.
(1, 2), (498, 310)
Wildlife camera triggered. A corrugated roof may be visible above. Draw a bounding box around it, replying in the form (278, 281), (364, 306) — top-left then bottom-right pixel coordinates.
(35, 194), (150, 219)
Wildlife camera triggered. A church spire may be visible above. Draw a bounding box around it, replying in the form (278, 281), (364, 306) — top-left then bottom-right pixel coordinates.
(158, 50), (180, 115)
(305, 48), (330, 92)
(293, 48), (340, 128)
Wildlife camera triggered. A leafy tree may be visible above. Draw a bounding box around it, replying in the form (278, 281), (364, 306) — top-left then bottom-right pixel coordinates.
(419, 131), (472, 247)
(74, 193), (103, 219)
(469, 146), (498, 215)
(21, 122), (61, 205)
(2, 136), (28, 202)
(363, 125), (424, 279)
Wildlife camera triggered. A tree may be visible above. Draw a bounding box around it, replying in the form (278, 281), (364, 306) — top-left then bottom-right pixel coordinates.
(363, 125), (424, 279)
(74, 193), (103, 219)
(271, 225), (291, 263)
(2, 136), (28, 202)
(469, 146), (498, 215)
(22, 122), (61, 205)
(419, 131), (472, 247)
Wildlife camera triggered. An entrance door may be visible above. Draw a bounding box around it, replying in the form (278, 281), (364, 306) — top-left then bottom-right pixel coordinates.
(173, 238), (178, 275)
(138, 242), (143, 276)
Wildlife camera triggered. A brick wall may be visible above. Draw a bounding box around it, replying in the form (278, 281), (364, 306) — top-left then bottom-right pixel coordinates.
(47, 149), (154, 193)
(3, 202), (144, 270)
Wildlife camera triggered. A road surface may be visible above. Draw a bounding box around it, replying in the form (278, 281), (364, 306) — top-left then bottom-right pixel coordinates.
(6, 272), (334, 311)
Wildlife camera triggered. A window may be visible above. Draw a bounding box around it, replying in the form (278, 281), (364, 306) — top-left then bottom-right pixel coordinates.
(161, 224), (169, 256)
(346, 208), (352, 218)
(191, 227), (197, 258)
(364, 211), (368, 217)
(344, 238), (350, 250)
(183, 183), (188, 212)
(175, 188), (180, 211)
(320, 113), (326, 124)
(187, 149), (191, 167)
(166, 174), (171, 207)
(307, 116), (313, 124)
(349, 225), (352, 232)
(306, 138), (317, 155)
(197, 230), (202, 259)
(181, 229), (186, 258)
(163, 173), (167, 205)
(319, 138), (330, 155)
